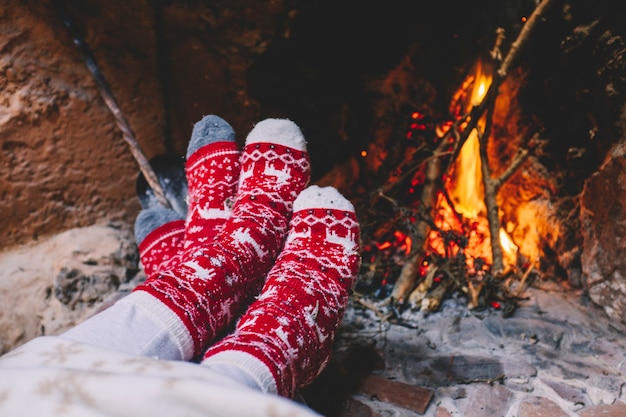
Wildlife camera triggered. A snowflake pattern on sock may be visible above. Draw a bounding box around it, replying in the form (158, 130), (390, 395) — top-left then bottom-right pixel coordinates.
(138, 219), (186, 279)
(202, 185), (361, 397)
(130, 119), (310, 360)
(184, 141), (240, 253)
(136, 115), (240, 280)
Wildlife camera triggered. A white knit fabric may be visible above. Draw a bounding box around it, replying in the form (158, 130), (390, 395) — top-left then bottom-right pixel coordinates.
(245, 119), (307, 150)
(293, 185), (356, 212)
(0, 336), (321, 417)
(60, 295), (189, 360)
(203, 350), (279, 394)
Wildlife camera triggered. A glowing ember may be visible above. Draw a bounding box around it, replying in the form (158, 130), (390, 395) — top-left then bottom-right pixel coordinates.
(373, 230), (412, 255)
(376, 241), (392, 251)
(396, 231), (412, 255)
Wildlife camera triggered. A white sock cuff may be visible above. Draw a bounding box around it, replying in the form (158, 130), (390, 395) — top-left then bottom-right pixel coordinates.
(293, 185), (355, 212)
(202, 350), (278, 395)
(120, 291), (195, 361)
(245, 118), (307, 151)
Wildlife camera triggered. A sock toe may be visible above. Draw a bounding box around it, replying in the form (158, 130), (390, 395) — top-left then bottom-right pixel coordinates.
(135, 207), (184, 245)
(293, 185), (355, 212)
(187, 115), (236, 159)
(245, 118), (307, 151)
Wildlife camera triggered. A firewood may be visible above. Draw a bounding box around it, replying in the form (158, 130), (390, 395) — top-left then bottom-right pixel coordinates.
(388, 0), (555, 305)
(390, 138), (446, 304)
(476, 0), (556, 275)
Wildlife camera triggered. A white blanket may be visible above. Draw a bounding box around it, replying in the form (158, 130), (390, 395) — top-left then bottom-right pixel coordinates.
(0, 336), (321, 417)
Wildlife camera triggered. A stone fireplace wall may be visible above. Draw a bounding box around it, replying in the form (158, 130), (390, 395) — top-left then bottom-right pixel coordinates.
(1, 2), (164, 248)
(2, 0), (626, 325)
(0, 0), (291, 249)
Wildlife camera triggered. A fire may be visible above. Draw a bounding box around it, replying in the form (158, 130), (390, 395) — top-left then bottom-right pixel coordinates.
(377, 241), (392, 250)
(428, 58), (519, 272)
(401, 233), (413, 255)
(499, 228), (519, 267)
(374, 230), (412, 255)
(428, 190), (493, 272)
(448, 58), (491, 219)
(451, 130), (484, 219)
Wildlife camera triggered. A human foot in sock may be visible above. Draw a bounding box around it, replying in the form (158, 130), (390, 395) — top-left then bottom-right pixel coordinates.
(134, 115), (241, 280)
(128, 119), (311, 360)
(201, 185), (361, 397)
(184, 115), (241, 253)
(135, 207), (186, 280)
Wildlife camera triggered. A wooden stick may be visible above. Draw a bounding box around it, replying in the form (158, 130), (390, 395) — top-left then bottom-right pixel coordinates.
(495, 147), (529, 188)
(390, 136), (447, 303)
(476, 0), (555, 275)
(498, 0), (558, 79)
(515, 262), (535, 296)
(478, 87), (505, 275)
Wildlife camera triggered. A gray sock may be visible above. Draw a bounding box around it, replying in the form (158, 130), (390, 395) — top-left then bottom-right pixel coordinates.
(186, 115), (236, 159)
(134, 206), (184, 246)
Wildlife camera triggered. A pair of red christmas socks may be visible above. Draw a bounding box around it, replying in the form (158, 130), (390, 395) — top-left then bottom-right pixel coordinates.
(131, 116), (360, 397)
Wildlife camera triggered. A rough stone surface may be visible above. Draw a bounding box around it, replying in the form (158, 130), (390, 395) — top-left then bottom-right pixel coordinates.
(358, 374), (433, 414)
(581, 143), (626, 325)
(579, 401), (626, 417)
(0, 223), (140, 354)
(457, 383), (514, 417)
(305, 287), (626, 416)
(0, 2), (165, 249)
(518, 396), (570, 417)
(0, 1), (291, 250)
(435, 407), (453, 417)
(541, 378), (590, 407)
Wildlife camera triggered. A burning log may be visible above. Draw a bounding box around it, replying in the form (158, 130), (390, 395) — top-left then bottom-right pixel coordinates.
(389, 132), (449, 303)
(376, 0), (557, 309)
(478, 0), (556, 276)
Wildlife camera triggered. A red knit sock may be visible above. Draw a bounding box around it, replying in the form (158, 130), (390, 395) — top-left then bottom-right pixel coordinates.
(183, 141), (240, 250)
(136, 115), (240, 280)
(184, 119), (240, 251)
(138, 217), (186, 280)
(141, 138), (239, 278)
(201, 185), (361, 397)
(129, 119), (310, 360)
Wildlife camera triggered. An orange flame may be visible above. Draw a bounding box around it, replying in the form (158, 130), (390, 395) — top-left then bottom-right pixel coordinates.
(428, 58), (519, 271)
(448, 59), (491, 218)
(500, 228), (519, 267)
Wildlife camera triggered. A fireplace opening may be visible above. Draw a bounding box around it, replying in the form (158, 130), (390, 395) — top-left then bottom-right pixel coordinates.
(2, 0), (626, 321)
(219, 0), (626, 322)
